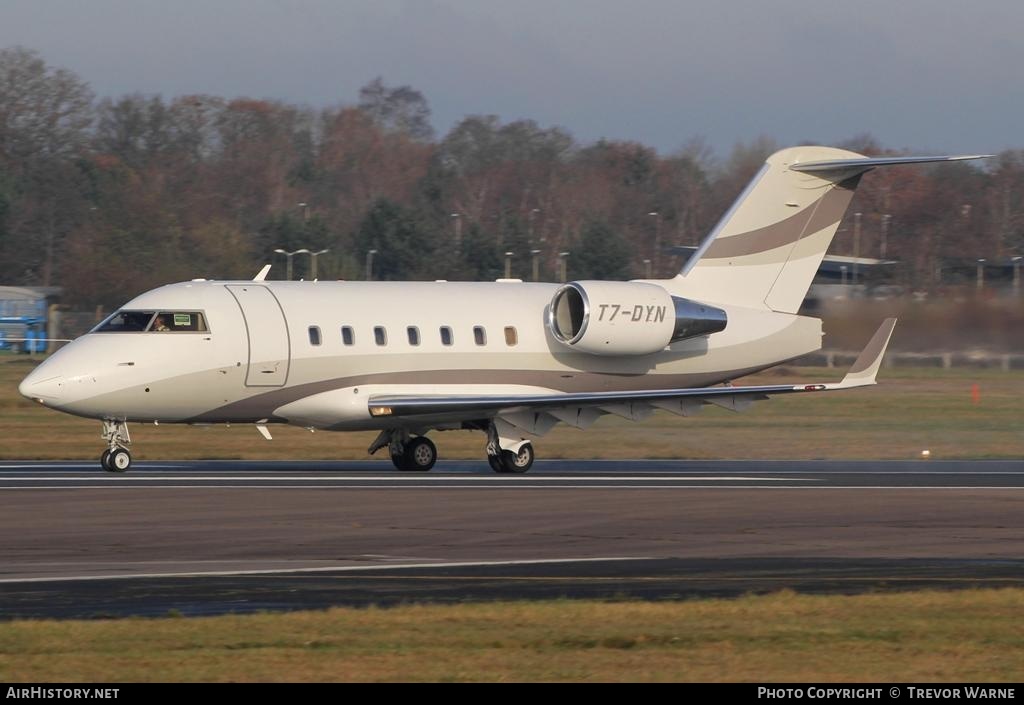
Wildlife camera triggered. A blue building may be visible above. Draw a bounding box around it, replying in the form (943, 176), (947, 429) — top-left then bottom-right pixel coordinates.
(0, 286), (60, 353)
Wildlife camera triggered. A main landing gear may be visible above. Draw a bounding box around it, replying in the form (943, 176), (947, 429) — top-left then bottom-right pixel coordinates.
(486, 442), (534, 474)
(369, 429), (438, 471)
(391, 436), (438, 472)
(485, 421), (534, 473)
(368, 426), (535, 474)
(100, 419), (132, 473)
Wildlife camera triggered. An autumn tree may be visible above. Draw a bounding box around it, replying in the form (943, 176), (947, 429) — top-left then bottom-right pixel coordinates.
(0, 45), (1017, 306)
(571, 220), (632, 281)
(0, 47), (93, 285)
(354, 199), (439, 280)
(358, 77), (434, 142)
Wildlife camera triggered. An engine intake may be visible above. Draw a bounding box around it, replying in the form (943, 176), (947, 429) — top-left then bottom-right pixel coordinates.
(548, 280), (726, 356)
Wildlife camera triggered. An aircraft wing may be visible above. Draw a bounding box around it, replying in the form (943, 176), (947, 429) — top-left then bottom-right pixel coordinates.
(368, 318), (897, 422)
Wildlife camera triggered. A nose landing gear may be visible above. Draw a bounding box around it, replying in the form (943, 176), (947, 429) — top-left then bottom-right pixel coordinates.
(100, 419), (132, 473)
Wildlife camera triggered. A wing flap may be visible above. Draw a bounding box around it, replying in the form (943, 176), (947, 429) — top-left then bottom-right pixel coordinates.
(547, 406), (604, 429)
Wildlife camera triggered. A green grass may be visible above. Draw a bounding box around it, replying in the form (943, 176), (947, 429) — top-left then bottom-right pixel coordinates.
(2, 357), (1021, 460)
(2, 590), (1022, 682)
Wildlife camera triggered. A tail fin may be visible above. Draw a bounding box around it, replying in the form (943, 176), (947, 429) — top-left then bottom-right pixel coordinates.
(667, 147), (989, 313)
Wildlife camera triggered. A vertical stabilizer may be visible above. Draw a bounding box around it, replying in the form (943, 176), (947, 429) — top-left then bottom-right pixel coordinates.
(670, 146), (864, 313)
(666, 147), (990, 314)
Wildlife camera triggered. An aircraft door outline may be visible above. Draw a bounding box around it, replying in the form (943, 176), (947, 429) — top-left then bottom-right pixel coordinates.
(226, 285), (291, 387)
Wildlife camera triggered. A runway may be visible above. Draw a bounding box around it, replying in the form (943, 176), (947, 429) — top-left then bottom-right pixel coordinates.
(2, 459), (1023, 618)
(3, 458), (1024, 488)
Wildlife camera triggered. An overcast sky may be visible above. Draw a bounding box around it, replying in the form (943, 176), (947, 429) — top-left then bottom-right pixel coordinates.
(2, 0), (1020, 156)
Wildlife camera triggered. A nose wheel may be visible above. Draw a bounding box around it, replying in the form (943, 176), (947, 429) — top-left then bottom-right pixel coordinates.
(101, 447), (132, 473)
(100, 419), (132, 473)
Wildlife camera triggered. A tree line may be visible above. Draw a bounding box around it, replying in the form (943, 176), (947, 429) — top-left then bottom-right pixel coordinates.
(1, 46), (1022, 307)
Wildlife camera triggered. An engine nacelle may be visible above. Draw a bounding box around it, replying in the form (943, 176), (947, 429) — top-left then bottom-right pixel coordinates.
(547, 280), (727, 356)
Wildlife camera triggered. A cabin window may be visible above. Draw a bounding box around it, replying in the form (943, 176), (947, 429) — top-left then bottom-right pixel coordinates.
(94, 310), (154, 332)
(149, 311), (208, 333)
(440, 326), (453, 346)
(407, 326), (420, 346)
(341, 326), (354, 345)
(504, 326), (518, 346)
(374, 326), (388, 346)
(308, 326), (321, 346)
(473, 326), (487, 346)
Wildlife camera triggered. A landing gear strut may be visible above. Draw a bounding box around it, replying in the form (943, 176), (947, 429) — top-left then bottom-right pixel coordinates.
(100, 419), (132, 473)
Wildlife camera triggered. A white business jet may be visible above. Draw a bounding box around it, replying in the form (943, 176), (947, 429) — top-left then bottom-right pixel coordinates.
(19, 147), (987, 472)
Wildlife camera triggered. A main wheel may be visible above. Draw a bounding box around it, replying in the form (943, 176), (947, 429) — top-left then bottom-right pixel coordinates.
(499, 442), (534, 474)
(100, 449), (112, 471)
(106, 448), (132, 473)
(401, 436), (437, 472)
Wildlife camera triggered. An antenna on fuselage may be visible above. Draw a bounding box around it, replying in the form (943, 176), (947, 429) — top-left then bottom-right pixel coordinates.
(252, 264), (272, 281)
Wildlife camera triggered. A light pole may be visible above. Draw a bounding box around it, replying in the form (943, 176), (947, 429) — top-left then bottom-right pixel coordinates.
(852, 212), (862, 283)
(648, 211), (660, 276)
(528, 208), (541, 243)
(307, 248), (329, 279)
(274, 248), (309, 281)
(880, 214), (891, 259)
(450, 213), (462, 249)
(530, 249), (542, 282)
(1013, 256), (1022, 297)
(558, 251), (570, 283)
(643, 258), (652, 279)
(976, 258), (986, 293)
(504, 251), (515, 279)
(297, 202), (309, 223)
(365, 249), (378, 281)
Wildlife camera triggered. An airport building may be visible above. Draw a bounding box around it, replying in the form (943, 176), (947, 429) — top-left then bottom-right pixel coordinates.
(0, 286), (61, 353)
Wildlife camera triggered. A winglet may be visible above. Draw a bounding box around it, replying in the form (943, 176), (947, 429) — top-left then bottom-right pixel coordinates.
(253, 264), (272, 282)
(836, 318), (898, 388)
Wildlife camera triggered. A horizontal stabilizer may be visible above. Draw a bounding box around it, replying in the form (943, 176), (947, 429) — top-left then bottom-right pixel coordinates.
(791, 154), (992, 173)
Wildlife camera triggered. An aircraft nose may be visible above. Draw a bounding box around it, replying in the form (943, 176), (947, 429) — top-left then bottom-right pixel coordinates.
(19, 366), (64, 401)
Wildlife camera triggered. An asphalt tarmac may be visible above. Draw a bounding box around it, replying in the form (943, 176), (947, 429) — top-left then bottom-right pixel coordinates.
(1, 459), (1022, 619)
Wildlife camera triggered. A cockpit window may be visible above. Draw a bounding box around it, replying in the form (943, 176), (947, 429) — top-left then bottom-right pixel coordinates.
(92, 310), (209, 333)
(94, 310), (155, 332)
(149, 312), (208, 332)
